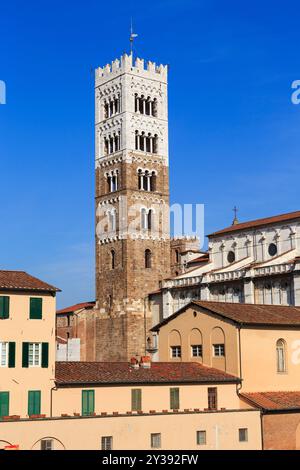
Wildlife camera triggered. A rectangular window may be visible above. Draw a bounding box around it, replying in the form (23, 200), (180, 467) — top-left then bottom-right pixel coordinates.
(208, 387), (218, 410)
(171, 346), (181, 358)
(0, 342), (8, 367)
(151, 433), (161, 449)
(82, 390), (95, 416)
(170, 387), (180, 410)
(0, 392), (9, 419)
(131, 389), (142, 412)
(28, 390), (41, 416)
(213, 344), (225, 357)
(197, 430), (207, 445)
(41, 439), (53, 450)
(28, 343), (42, 367)
(30, 298), (43, 319)
(191, 345), (203, 357)
(239, 428), (248, 442)
(0, 296), (9, 319)
(101, 436), (113, 450)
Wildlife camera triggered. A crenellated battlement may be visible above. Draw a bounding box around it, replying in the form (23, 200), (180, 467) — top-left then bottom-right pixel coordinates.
(95, 53), (168, 85)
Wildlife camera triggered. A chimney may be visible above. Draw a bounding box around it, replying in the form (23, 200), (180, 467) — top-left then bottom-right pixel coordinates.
(140, 356), (151, 369)
(130, 357), (139, 369)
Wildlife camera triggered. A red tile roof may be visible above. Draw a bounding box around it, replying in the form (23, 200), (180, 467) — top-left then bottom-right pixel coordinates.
(152, 301), (300, 331)
(0, 270), (60, 293)
(207, 210), (300, 238)
(188, 254), (210, 265)
(55, 361), (240, 386)
(240, 392), (300, 411)
(57, 301), (95, 315)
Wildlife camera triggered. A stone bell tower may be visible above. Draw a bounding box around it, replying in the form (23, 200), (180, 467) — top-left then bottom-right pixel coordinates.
(94, 53), (170, 361)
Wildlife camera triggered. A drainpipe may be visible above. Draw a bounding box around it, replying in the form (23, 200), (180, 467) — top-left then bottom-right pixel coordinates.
(50, 385), (57, 418)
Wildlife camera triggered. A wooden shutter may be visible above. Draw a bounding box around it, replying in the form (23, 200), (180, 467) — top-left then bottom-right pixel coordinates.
(170, 387), (179, 410)
(22, 342), (29, 368)
(0, 296), (9, 319)
(131, 389), (142, 411)
(30, 298), (43, 319)
(88, 390), (95, 414)
(8, 342), (15, 368)
(41, 343), (49, 368)
(82, 390), (95, 416)
(28, 391), (41, 416)
(0, 392), (9, 418)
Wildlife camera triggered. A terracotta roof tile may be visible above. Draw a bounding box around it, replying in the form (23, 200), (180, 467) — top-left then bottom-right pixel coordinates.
(152, 301), (300, 331)
(208, 210), (300, 237)
(55, 361), (240, 386)
(0, 270), (60, 292)
(240, 391), (300, 410)
(57, 301), (95, 314)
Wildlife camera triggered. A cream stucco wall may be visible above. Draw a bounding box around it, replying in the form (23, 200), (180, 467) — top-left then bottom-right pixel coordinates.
(52, 383), (240, 416)
(156, 306), (240, 377)
(240, 328), (300, 392)
(0, 290), (56, 417)
(0, 410), (262, 450)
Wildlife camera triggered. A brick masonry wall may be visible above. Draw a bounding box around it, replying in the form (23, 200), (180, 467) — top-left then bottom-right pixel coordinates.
(262, 413), (300, 450)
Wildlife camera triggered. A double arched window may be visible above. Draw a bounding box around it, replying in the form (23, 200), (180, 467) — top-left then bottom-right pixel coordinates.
(276, 339), (287, 373)
(141, 208), (153, 231)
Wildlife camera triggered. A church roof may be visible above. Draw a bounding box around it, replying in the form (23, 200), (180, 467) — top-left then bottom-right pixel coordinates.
(55, 361), (239, 386)
(207, 210), (300, 238)
(240, 391), (300, 411)
(57, 301), (96, 315)
(0, 270), (60, 293)
(151, 300), (300, 331)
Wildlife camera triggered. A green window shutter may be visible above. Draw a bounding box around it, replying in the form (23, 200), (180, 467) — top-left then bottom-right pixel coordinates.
(8, 342), (15, 368)
(41, 343), (49, 368)
(28, 391), (41, 416)
(170, 387), (180, 410)
(0, 296), (9, 319)
(0, 392), (9, 419)
(131, 389), (142, 411)
(30, 298), (43, 319)
(82, 390), (95, 416)
(22, 342), (29, 368)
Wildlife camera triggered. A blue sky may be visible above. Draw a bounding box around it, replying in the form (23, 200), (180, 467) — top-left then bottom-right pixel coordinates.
(0, 0), (299, 307)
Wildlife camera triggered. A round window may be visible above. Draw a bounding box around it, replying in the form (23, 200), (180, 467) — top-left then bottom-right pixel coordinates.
(268, 243), (277, 257)
(227, 251), (235, 263)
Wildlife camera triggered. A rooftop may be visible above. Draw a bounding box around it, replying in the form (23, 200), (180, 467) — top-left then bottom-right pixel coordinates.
(207, 210), (300, 238)
(55, 361), (240, 386)
(57, 301), (95, 315)
(0, 270), (60, 293)
(240, 391), (300, 411)
(152, 300), (300, 331)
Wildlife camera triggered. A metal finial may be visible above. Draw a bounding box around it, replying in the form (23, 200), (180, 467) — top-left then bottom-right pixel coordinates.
(232, 206), (239, 225)
(130, 18), (138, 57)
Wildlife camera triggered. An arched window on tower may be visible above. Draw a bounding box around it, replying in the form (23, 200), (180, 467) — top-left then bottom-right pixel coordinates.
(145, 249), (152, 269)
(110, 250), (115, 270)
(135, 131), (158, 154)
(276, 339), (287, 373)
(137, 169), (157, 191)
(141, 208), (148, 230)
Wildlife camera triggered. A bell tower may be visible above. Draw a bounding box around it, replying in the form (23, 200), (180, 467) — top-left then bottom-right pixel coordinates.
(94, 53), (170, 361)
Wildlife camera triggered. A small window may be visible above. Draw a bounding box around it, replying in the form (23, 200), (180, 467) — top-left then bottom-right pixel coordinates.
(239, 428), (248, 442)
(111, 250), (115, 270)
(213, 344), (225, 357)
(191, 345), (202, 357)
(276, 339), (287, 373)
(29, 343), (42, 367)
(197, 430), (206, 445)
(40, 439), (53, 450)
(82, 390), (95, 416)
(171, 346), (181, 358)
(145, 249), (152, 269)
(170, 387), (180, 410)
(101, 436), (113, 450)
(0, 342), (8, 367)
(151, 433), (161, 449)
(208, 387), (218, 410)
(30, 298), (43, 320)
(227, 251), (235, 263)
(28, 390), (41, 416)
(268, 243), (277, 257)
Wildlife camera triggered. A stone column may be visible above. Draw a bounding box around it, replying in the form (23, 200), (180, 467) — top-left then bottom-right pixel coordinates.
(292, 273), (300, 306)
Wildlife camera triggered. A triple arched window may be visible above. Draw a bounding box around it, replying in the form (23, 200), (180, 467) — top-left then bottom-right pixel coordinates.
(138, 169), (156, 191)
